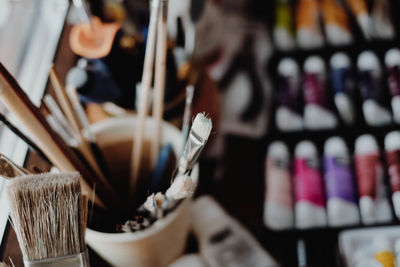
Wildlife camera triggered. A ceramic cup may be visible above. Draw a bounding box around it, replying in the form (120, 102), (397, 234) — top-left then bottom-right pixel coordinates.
(85, 116), (199, 267)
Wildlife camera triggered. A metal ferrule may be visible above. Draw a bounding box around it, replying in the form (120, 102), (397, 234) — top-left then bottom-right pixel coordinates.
(24, 252), (87, 267)
(178, 130), (206, 175)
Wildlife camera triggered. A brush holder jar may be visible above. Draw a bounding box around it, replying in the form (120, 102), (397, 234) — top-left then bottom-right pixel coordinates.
(85, 116), (199, 267)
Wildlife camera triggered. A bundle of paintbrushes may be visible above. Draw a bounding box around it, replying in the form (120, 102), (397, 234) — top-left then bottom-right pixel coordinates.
(7, 172), (89, 267)
(0, 62), (120, 211)
(118, 113), (212, 232)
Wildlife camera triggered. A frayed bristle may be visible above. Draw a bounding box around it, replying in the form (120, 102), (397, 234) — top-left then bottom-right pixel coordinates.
(191, 113), (212, 141)
(7, 171), (85, 261)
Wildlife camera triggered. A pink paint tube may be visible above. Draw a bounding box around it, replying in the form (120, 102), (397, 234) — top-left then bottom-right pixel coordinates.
(355, 135), (392, 225)
(294, 141), (327, 229)
(385, 131), (400, 220)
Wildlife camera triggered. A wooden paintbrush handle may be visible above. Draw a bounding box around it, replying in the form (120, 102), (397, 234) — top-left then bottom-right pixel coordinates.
(50, 67), (83, 139)
(151, 0), (169, 168)
(130, 0), (161, 200)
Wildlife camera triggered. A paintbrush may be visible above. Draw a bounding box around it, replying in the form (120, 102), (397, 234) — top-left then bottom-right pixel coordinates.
(49, 67), (82, 140)
(129, 113), (212, 229)
(51, 66), (111, 182)
(7, 172), (87, 266)
(0, 62), (113, 208)
(41, 100), (78, 147)
(65, 66), (113, 182)
(0, 112), (50, 163)
(44, 94), (79, 142)
(130, 0), (162, 200)
(180, 85), (194, 152)
(177, 112), (212, 176)
(51, 66), (114, 192)
(151, 0), (169, 169)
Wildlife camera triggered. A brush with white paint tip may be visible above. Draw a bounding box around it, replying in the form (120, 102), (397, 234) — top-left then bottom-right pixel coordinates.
(355, 134), (392, 225)
(124, 112), (212, 228)
(321, 0), (353, 46)
(373, 235), (395, 267)
(177, 113), (212, 177)
(296, 0), (324, 49)
(384, 48), (400, 124)
(371, 0), (395, 40)
(345, 0), (371, 40)
(294, 141), (327, 229)
(276, 58), (303, 131)
(161, 173), (196, 211)
(324, 137), (360, 227)
(384, 131), (400, 220)
(264, 141), (294, 230)
(7, 172), (88, 267)
(166, 173), (195, 201)
(273, 0), (295, 51)
(357, 51), (392, 127)
(303, 56), (338, 130)
(330, 52), (355, 125)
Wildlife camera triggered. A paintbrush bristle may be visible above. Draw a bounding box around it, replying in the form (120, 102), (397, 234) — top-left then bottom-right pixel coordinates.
(7, 172), (85, 261)
(191, 113), (212, 141)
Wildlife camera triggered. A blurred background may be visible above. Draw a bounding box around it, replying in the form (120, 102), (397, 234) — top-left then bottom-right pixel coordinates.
(1, 0), (400, 266)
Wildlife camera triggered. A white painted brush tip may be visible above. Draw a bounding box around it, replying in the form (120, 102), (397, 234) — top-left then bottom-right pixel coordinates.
(267, 141), (289, 159)
(166, 174), (195, 200)
(385, 131), (400, 151)
(385, 48), (400, 67)
(192, 113), (212, 141)
(304, 56), (325, 74)
(355, 134), (378, 155)
(324, 136), (348, 157)
(66, 66), (88, 88)
(372, 235), (392, 252)
(357, 51), (380, 72)
(330, 52), (351, 69)
(295, 140), (318, 158)
(278, 58), (299, 77)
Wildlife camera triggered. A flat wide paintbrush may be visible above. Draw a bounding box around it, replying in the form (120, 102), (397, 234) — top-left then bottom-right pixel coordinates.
(0, 62), (115, 208)
(7, 172), (87, 266)
(177, 113), (212, 176)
